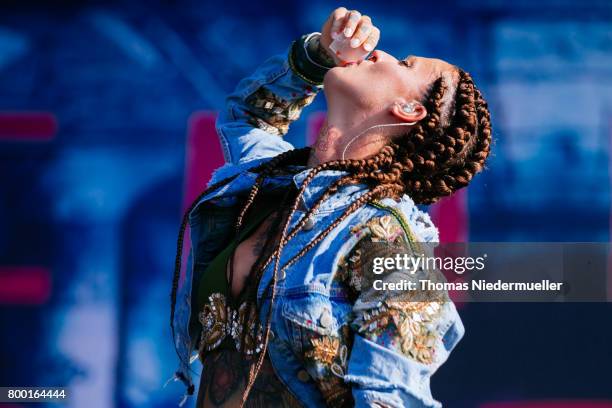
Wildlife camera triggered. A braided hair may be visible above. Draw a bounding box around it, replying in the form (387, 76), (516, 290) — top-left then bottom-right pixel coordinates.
(170, 67), (492, 405)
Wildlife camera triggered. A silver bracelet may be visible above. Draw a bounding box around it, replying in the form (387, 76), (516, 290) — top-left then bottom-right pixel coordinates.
(303, 32), (334, 70)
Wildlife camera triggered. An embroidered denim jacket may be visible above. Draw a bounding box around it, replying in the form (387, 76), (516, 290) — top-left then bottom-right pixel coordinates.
(172, 33), (465, 408)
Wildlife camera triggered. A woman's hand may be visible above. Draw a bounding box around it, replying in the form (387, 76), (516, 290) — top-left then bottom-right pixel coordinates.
(320, 8), (380, 57)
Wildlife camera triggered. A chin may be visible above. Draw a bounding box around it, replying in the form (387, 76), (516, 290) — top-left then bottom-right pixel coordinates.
(323, 66), (345, 89)
(323, 67), (363, 99)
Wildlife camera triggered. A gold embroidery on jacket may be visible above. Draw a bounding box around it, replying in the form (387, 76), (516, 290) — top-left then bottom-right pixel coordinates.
(353, 299), (444, 365)
(339, 214), (409, 294)
(305, 337), (340, 366)
(198, 293), (264, 360)
(366, 214), (406, 243)
(244, 87), (316, 136)
(301, 325), (353, 407)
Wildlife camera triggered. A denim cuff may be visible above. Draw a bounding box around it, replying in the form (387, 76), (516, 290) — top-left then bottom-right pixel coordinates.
(344, 335), (442, 408)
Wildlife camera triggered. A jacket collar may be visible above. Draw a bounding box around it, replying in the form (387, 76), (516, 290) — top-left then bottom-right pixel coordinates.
(192, 164), (369, 216)
(291, 166), (368, 213)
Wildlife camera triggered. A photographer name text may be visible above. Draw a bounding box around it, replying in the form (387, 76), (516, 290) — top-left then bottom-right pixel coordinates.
(373, 279), (564, 292)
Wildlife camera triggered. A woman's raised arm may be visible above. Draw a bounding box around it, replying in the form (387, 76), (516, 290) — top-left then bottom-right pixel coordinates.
(215, 7), (380, 166)
(215, 33), (332, 165)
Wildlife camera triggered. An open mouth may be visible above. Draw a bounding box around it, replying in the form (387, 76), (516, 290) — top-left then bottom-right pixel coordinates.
(341, 53), (377, 68)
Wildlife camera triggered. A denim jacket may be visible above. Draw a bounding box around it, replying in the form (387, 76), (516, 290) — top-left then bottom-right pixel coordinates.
(172, 33), (464, 408)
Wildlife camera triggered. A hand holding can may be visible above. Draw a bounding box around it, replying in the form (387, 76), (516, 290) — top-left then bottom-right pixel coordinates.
(319, 8), (380, 65)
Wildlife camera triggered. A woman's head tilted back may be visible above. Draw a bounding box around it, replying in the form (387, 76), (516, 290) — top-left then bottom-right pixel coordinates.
(322, 50), (492, 204)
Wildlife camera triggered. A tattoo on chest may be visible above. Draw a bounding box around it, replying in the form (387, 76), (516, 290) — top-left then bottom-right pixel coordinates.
(251, 213), (281, 258)
(252, 229), (270, 257)
(198, 350), (302, 407)
(205, 352), (242, 405)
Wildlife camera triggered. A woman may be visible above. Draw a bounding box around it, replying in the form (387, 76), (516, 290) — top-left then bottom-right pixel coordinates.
(170, 7), (492, 408)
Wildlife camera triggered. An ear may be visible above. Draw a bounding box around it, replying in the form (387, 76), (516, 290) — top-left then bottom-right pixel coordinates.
(390, 100), (427, 124)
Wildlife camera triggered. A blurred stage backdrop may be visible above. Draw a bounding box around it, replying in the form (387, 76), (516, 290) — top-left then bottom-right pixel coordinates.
(1, 0), (612, 407)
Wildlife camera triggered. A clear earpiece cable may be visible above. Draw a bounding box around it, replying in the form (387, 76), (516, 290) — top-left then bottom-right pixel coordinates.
(341, 122), (416, 160)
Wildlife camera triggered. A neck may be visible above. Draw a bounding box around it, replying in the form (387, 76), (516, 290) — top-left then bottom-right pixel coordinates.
(307, 105), (396, 167)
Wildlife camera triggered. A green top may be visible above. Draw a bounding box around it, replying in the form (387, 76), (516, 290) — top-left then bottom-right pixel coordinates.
(189, 200), (278, 345)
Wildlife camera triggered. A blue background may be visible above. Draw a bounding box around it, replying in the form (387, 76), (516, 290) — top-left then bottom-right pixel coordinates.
(1, 1), (611, 407)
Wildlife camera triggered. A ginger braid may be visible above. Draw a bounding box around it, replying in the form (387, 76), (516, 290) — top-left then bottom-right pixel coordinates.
(234, 147), (311, 231)
(284, 148), (396, 240)
(242, 145), (397, 285)
(390, 68), (492, 204)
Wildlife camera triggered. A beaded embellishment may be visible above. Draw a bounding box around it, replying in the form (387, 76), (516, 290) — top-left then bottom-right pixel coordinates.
(198, 293), (264, 358)
(244, 86), (316, 136)
(301, 326), (353, 407)
(338, 214), (410, 294)
(352, 299), (443, 365)
(305, 337), (341, 367)
(363, 214), (405, 243)
(231, 302), (265, 356)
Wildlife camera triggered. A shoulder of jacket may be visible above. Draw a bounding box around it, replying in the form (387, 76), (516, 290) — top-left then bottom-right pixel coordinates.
(349, 207), (410, 246)
(336, 198), (435, 296)
(364, 196), (439, 244)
